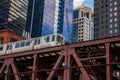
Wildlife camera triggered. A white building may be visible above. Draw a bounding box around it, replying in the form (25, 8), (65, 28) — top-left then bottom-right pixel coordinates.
(72, 4), (94, 43)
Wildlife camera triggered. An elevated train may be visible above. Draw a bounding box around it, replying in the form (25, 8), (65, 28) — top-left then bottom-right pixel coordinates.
(0, 34), (65, 55)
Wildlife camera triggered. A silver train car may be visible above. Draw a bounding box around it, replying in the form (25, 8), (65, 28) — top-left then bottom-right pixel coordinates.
(0, 34), (65, 55)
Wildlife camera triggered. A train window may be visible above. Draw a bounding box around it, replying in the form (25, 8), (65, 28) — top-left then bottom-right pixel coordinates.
(38, 39), (40, 44)
(0, 45), (3, 50)
(52, 36), (55, 41)
(7, 44), (12, 50)
(34, 39), (37, 45)
(57, 36), (61, 42)
(21, 41), (25, 47)
(46, 36), (49, 42)
(26, 40), (30, 46)
(15, 43), (19, 48)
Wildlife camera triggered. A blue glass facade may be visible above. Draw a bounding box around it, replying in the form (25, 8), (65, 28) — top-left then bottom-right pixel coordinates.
(25, 0), (44, 38)
(73, 10), (79, 19)
(72, 23), (78, 43)
(25, 0), (65, 38)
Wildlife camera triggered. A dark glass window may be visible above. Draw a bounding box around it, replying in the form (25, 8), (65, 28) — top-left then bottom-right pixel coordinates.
(26, 40), (30, 46)
(73, 10), (79, 19)
(46, 36), (50, 42)
(72, 23), (78, 43)
(15, 43), (19, 48)
(21, 41), (25, 47)
(57, 36), (61, 42)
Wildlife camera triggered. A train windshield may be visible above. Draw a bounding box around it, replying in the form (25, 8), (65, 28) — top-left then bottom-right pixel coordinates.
(52, 35), (55, 41)
(57, 36), (61, 42)
(46, 36), (50, 42)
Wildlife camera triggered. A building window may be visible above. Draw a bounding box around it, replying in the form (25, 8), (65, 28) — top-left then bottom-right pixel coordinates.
(110, 8), (112, 12)
(114, 12), (117, 16)
(110, 30), (113, 34)
(114, 18), (117, 22)
(114, 7), (117, 11)
(115, 29), (118, 33)
(110, 19), (113, 23)
(114, 2), (117, 5)
(0, 38), (3, 44)
(110, 24), (112, 28)
(114, 23), (117, 27)
(110, 13), (112, 17)
(110, 3), (112, 7)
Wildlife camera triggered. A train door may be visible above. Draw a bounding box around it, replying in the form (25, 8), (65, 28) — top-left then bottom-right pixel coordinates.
(6, 43), (12, 54)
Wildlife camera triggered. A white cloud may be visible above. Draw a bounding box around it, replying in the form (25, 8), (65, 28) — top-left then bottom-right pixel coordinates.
(73, 0), (85, 9)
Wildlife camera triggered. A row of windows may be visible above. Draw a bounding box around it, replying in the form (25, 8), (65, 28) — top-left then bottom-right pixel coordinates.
(73, 18), (85, 22)
(5, 36), (62, 50)
(109, 23), (118, 28)
(109, 29), (118, 34)
(109, 1), (117, 7)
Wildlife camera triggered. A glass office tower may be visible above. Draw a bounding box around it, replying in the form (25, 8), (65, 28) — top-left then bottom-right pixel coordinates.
(0, 0), (28, 36)
(25, 0), (65, 38)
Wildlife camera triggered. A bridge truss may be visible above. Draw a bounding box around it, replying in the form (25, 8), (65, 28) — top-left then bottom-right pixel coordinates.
(0, 36), (120, 80)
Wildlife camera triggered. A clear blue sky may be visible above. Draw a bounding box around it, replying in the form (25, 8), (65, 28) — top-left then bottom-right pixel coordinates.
(73, 0), (94, 10)
(84, 0), (94, 10)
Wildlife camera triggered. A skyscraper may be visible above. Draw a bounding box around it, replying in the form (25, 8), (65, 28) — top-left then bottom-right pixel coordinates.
(25, 0), (65, 38)
(94, 0), (120, 39)
(0, 0), (28, 36)
(72, 4), (94, 43)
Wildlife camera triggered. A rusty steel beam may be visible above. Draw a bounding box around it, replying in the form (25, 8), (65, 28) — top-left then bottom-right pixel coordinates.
(63, 50), (68, 80)
(0, 58), (21, 80)
(47, 50), (64, 80)
(70, 48), (90, 80)
(80, 56), (105, 61)
(105, 43), (112, 80)
(70, 35), (120, 48)
(0, 36), (120, 80)
(32, 54), (38, 80)
(66, 50), (71, 80)
(0, 63), (6, 75)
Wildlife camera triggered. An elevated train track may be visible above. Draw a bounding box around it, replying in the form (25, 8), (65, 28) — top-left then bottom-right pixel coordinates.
(0, 35), (120, 80)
